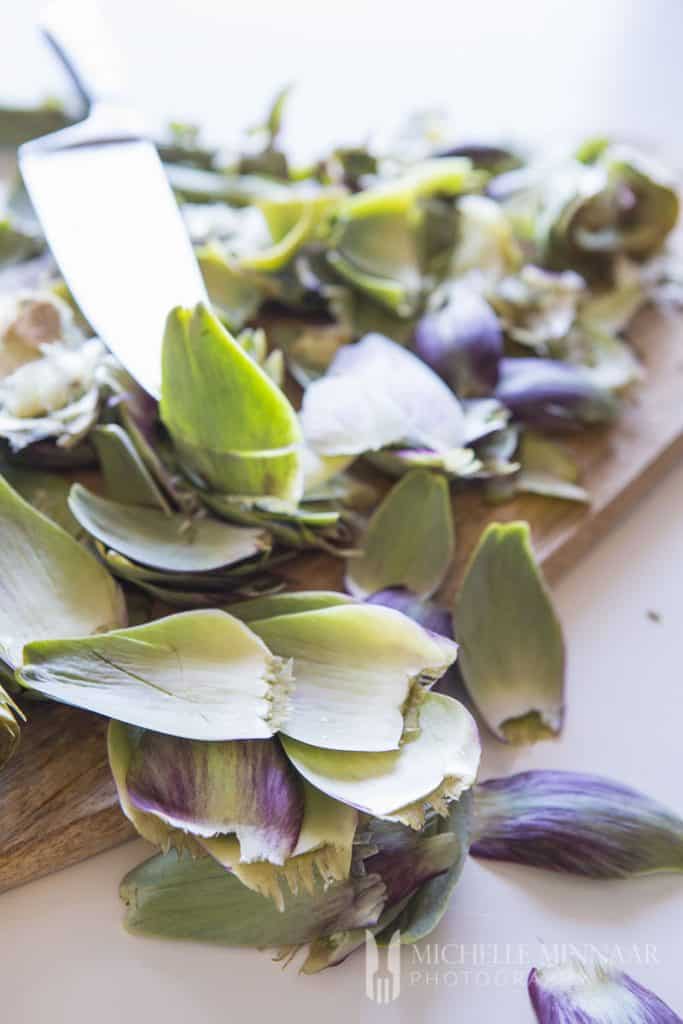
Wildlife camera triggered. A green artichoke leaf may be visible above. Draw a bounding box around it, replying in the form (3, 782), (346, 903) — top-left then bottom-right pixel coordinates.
(380, 790), (472, 944)
(91, 424), (169, 511)
(281, 692), (480, 828)
(226, 590), (355, 623)
(197, 245), (265, 331)
(18, 610), (292, 741)
(515, 432), (589, 503)
(455, 521), (565, 743)
(0, 475), (125, 667)
(121, 848), (386, 948)
(543, 146), (679, 274)
(0, 460), (81, 536)
(160, 303), (303, 501)
(346, 469), (454, 599)
(68, 484), (269, 574)
(240, 186), (344, 273)
(251, 604), (458, 752)
(327, 159), (479, 316)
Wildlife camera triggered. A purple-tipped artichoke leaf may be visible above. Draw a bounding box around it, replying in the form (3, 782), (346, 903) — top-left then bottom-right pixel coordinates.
(301, 333), (467, 457)
(495, 357), (618, 431)
(528, 958), (683, 1024)
(125, 732), (304, 864)
(471, 770), (683, 878)
(415, 280), (503, 395)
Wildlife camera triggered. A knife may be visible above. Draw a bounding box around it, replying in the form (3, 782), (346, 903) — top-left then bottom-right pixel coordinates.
(19, 0), (207, 398)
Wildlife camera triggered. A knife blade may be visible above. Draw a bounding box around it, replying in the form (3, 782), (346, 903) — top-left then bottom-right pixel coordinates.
(18, 1), (207, 398)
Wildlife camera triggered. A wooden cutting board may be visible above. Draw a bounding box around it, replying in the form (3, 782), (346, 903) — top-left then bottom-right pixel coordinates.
(1, 304), (682, 894)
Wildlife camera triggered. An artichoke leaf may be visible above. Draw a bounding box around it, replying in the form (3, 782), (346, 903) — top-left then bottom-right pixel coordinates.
(121, 848), (386, 948)
(91, 424), (169, 511)
(0, 475), (125, 667)
(69, 484), (268, 574)
(346, 469), (454, 599)
(301, 333), (467, 457)
(118, 726), (304, 866)
(251, 604), (458, 752)
(281, 692), (480, 827)
(160, 303), (303, 501)
(18, 610), (292, 741)
(202, 782), (358, 908)
(455, 521), (565, 743)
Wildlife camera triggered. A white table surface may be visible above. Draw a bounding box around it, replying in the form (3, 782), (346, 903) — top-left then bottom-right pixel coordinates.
(2, 2), (683, 1020)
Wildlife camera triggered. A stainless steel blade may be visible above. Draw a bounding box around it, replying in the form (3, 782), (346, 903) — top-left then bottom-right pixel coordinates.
(19, 111), (207, 398)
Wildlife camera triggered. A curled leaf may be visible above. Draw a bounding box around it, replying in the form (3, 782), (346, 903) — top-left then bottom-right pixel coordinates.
(281, 692), (480, 828)
(18, 610), (291, 742)
(471, 770), (683, 878)
(346, 469), (454, 600)
(490, 265), (584, 351)
(69, 484), (268, 574)
(455, 521), (565, 743)
(547, 145), (679, 267)
(328, 159), (478, 316)
(240, 186), (343, 272)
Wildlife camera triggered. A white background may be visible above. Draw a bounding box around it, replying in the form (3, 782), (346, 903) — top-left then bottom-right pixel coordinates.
(1, 1), (683, 1020)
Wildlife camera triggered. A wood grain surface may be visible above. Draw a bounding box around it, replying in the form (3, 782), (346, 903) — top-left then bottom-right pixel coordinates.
(0, 304), (682, 895)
